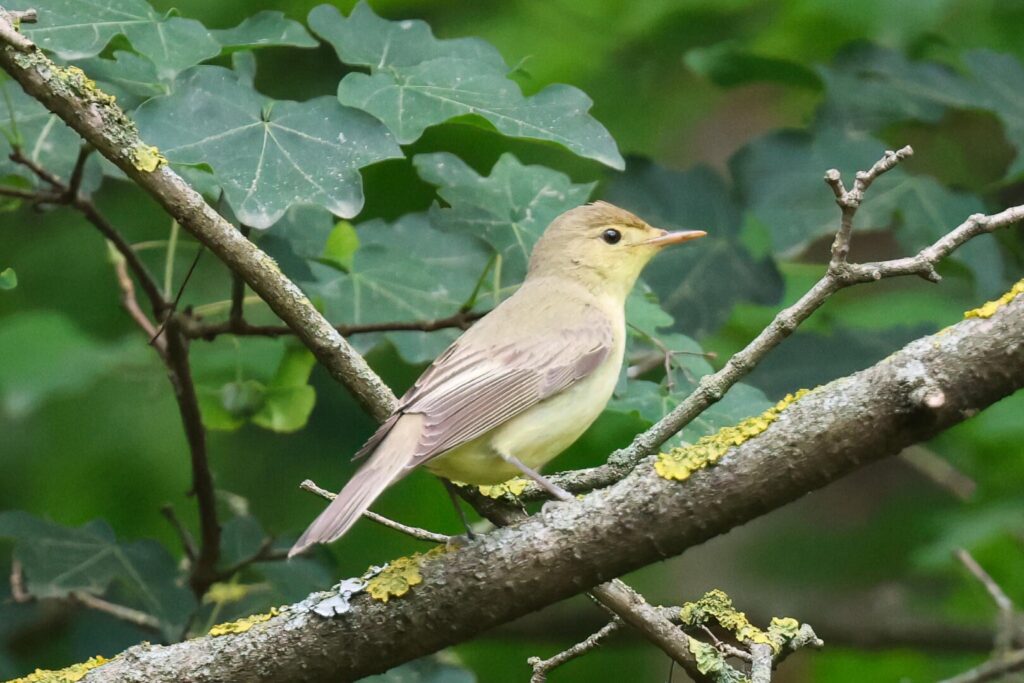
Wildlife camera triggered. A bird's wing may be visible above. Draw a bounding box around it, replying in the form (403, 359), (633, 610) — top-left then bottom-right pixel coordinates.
(353, 298), (614, 466)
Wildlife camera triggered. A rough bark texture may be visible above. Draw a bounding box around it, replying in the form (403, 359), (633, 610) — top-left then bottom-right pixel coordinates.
(78, 294), (1024, 682)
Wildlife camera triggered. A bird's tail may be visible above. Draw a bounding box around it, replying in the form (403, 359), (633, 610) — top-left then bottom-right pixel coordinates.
(289, 414), (423, 557)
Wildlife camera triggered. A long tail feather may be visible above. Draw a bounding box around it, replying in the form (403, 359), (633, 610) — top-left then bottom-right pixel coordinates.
(289, 414), (422, 557)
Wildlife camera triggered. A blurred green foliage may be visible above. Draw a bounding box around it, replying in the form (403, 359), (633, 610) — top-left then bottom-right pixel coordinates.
(2, 1), (1024, 682)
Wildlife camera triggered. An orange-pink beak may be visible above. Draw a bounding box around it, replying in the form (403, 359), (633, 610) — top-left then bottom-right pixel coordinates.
(643, 228), (707, 247)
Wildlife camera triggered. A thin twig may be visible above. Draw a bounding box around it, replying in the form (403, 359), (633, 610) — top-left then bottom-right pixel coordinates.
(214, 537), (289, 582)
(64, 144), (93, 200)
(899, 447), (976, 501)
(939, 649), (1024, 683)
(164, 318), (221, 597)
(956, 549), (1018, 654)
(528, 617), (622, 682)
(112, 252), (167, 358)
(70, 591), (162, 633)
(160, 504), (198, 563)
(300, 479), (451, 544)
(11, 559), (161, 633)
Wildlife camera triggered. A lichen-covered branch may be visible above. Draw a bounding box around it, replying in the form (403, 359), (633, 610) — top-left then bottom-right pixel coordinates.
(75, 290), (1024, 682)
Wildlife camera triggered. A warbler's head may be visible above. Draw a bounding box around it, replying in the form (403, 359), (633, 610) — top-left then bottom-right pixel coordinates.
(527, 201), (705, 298)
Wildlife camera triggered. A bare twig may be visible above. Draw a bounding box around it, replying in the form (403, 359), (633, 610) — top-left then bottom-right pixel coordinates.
(899, 447), (976, 501)
(939, 649), (1024, 683)
(112, 252), (167, 357)
(956, 549), (1018, 654)
(64, 144), (93, 199)
(214, 537), (289, 582)
(163, 318), (220, 597)
(528, 617), (622, 682)
(11, 559), (161, 633)
(70, 591), (162, 633)
(300, 479), (451, 545)
(160, 504), (198, 563)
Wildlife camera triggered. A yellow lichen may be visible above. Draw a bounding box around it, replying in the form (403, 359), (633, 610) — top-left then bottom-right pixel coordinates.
(680, 590), (799, 655)
(7, 656), (108, 683)
(202, 581), (257, 605)
(477, 477), (529, 499)
(131, 144), (166, 172)
(366, 546), (447, 603)
(964, 278), (1024, 319)
(208, 607), (281, 636)
(655, 389), (810, 481)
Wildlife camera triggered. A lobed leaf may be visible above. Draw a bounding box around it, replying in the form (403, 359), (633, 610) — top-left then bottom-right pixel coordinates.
(135, 66), (401, 229)
(212, 11), (318, 51)
(309, 2), (624, 168)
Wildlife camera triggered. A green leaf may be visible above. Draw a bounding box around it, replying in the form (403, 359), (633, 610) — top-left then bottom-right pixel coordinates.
(76, 51), (166, 109)
(605, 158), (782, 337)
(135, 66), (402, 229)
(219, 515), (265, 568)
(964, 50), (1024, 177)
(0, 80), (103, 194)
(0, 311), (145, 417)
(320, 221), (360, 272)
(251, 346), (317, 433)
(415, 152), (594, 296)
(309, 2), (624, 168)
(9, 0), (220, 79)
(685, 42), (822, 89)
(0, 267), (15, 290)
(212, 11), (318, 51)
(305, 212), (491, 363)
(817, 44), (973, 134)
(0, 511), (195, 640)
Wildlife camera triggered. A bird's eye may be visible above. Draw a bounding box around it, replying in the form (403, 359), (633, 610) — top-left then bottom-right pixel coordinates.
(601, 228), (622, 245)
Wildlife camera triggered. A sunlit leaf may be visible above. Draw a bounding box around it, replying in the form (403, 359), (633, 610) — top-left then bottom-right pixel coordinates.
(309, 2), (623, 168)
(135, 66), (402, 229)
(251, 346), (317, 432)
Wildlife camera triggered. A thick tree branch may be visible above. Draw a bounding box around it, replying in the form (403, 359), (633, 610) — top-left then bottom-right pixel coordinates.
(76, 294), (1024, 681)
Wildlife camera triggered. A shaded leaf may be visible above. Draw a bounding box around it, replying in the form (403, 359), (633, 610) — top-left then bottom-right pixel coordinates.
(219, 515), (265, 568)
(9, 0), (220, 79)
(415, 152), (593, 296)
(306, 212), (491, 363)
(817, 44), (973, 134)
(0, 80), (103, 194)
(965, 50), (1024, 177)
(309, 2), (623, 168)
(212, 11), (318, 51)
(605, 158), (782, 337)
(686, 42), (822, 89)
(0, 511), (195, 640)
(135, 66), (401, 229)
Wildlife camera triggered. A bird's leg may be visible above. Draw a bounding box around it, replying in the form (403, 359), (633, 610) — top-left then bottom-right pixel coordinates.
(495, 450), (575, 502)
(440, 477), (476, 540)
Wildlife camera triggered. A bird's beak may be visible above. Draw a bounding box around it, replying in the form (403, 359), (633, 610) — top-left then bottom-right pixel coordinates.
(642, 229), (707, 247)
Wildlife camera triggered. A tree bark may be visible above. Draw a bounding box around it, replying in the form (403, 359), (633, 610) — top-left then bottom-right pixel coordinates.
(80, 292), (1024, 682)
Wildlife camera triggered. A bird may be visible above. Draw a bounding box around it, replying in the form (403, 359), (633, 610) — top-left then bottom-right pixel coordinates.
(289, 201), (705, 557)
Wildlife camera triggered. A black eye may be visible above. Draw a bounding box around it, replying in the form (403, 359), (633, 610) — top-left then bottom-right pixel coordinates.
(601, 228), (622, 245)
